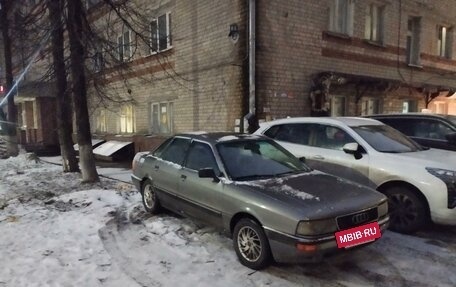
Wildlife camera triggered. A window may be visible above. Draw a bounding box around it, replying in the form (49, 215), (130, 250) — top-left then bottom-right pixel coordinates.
(437, 26), (452, 58)
(361, 99), (381, 116)
(86, 0), (100, 9)
(312, 125), (355, 150)
(353, 125), (423, 153)
(264, 124), (311, 145)
(407, 119), (453, 140)
(402, 100), (418, 113)
(150, 12), (172, 53)
(93, 51), (104, 72)
(160, 137), (191, 165)
(331, 96), (346, 116)
(407, 17), (421, 65)
(433, 101), (447, 114)
(117, 30), (132, 62)
(364, 4), (384, 43)
(186, 142), (219, 173)
(151, 102), (174, 134)
(329, 0), (354, 35)
(96, 109), (107, 133)
(120, 105), (134, 133)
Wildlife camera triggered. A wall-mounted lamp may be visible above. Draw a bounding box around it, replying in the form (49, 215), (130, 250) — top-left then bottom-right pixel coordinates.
(228, 23), (239, 42)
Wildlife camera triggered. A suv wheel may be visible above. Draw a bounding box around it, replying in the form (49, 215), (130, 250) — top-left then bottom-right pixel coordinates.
(141, 179), (161, 214)
(384, 186), (428, 233)
(233, 218), (272, 270)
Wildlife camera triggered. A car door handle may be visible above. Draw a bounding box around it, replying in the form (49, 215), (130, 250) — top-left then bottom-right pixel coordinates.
(312, 155), (325, 160)
(154, 165), (159, 170)
(180, 174), (187, 180)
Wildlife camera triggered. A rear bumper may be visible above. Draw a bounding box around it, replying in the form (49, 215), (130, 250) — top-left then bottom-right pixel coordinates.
(265, 216), (389, 263)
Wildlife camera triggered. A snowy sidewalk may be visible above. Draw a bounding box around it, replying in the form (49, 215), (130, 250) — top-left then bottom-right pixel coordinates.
(41, 156), (132, 183)
(1, 155), (455, 287)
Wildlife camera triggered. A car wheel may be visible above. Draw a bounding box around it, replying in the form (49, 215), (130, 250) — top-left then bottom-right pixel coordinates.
(141, 179), (161, 214)
(384, 186), (428, 233)
(233, 218), (272, 270)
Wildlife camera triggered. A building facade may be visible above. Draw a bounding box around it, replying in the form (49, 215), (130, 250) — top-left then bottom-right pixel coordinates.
(5, 0), (456, 154)
(87, 0), (456, 153)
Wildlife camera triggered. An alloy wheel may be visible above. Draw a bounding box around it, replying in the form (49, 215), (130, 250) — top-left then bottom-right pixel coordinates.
(237, 226), (262, 262)
(388, 193), (419, 230)
(143, 184), (155, 209)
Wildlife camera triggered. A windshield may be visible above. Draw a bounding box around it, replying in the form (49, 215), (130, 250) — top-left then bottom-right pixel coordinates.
(217, 139), (311, 181)
(352, 125), (423, 153)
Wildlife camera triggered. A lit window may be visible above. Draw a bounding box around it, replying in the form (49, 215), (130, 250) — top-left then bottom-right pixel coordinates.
(329, 0), (354, 35)
(437, 25), (452, 58)
(150, 12), (172, 53)
(120, 105), (134, 133)
(365, 4), (384, 43)
(151, 102), (174, 134)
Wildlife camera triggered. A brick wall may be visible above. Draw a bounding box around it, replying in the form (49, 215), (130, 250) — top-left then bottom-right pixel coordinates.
(87, 0), (247, 140)
(256, 0), (456, 120)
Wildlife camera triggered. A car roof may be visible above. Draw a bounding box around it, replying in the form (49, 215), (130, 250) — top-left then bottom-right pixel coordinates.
(175, 132), (263, 144)
(368, 113), (448, 119)
(260, 117), (383, 128)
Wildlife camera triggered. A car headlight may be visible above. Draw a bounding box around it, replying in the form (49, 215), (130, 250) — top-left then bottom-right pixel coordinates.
(426, 167), (456, 179)
(426, 167), (456, 209)
(296, 219), (336, 236)
(378, 201), (388, 217)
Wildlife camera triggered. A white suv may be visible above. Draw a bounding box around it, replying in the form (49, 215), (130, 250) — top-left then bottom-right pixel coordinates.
(255, 117), (456, 233)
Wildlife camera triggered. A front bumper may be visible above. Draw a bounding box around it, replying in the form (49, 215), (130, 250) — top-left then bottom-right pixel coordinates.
(431, 208), (456, 226)
(265, 216), (389, 263)
(131, 174), (142, 191)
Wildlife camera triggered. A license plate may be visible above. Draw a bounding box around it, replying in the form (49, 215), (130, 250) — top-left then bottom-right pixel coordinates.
(335, 222), (381, 249)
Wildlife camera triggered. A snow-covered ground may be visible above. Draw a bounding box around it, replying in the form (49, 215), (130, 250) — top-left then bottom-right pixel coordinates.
(0, 155), (455, 287)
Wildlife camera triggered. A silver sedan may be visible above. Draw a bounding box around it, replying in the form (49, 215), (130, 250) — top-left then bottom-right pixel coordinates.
(131, 133), (389, 269)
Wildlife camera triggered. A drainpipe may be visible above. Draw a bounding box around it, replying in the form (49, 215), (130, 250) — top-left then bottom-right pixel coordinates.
(246, 0), (257, 133)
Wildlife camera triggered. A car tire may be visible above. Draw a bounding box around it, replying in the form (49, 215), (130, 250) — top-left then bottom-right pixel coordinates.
(233, 218), (272, 270)
(384, 186), (428, 234)
(141, 179), (161, 214)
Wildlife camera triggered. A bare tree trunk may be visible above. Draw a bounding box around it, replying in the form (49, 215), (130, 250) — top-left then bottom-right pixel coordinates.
(48, 0), (79, 172)
(66, 0), (98, 182)
(0, 0), (19, 157)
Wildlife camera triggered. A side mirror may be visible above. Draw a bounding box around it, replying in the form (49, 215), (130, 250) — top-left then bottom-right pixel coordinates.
(198, 168), (220, 182)
(445, 133), (456, 145)
(298, 156), (306, 163)
(343, 142), (363, 160)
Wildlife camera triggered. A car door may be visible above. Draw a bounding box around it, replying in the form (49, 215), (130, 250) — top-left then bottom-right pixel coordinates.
(152, 137), (191, 211)
(178, 141), (224, 227)
(268, 123), (373, 187)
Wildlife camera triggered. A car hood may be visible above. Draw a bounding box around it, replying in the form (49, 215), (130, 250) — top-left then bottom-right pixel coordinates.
(232, 171), (386, 220)
(386, 148), (456, 169)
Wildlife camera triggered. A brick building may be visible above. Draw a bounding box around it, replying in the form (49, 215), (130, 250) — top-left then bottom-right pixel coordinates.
(86, 0), (456, 154)
(5, 0), (456, 155)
